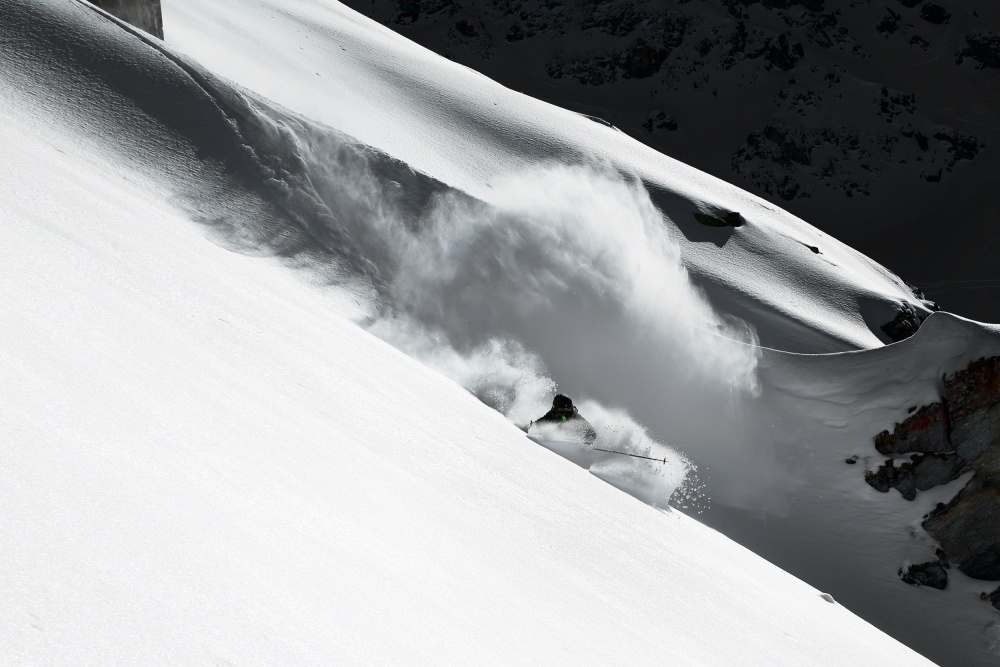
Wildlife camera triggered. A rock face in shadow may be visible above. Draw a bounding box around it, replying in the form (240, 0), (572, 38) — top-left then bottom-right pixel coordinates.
(880, 303), (926, 342)
(866, 357), (1000, 582)
(88, 0), (163, 39)
(900, 559), (949, 589)
(874, 402), (951, 455)
(865, 453), (965, 500)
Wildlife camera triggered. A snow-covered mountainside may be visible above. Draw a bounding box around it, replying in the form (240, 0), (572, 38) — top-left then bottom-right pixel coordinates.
(3, 0), (999, 664)
(341, 0), (1000, 324)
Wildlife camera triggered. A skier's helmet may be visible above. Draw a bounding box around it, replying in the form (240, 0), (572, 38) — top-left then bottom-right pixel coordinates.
(552, 394), (574, 410)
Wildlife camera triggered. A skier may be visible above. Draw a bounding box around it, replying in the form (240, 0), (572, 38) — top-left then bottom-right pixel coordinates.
(531, 394), (597, 445)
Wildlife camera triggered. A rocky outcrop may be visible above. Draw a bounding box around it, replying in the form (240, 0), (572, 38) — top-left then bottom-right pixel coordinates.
(880, 303), (926, 342)
(694, 211), (744, 228)
(945, 357), (1000, 463)
(958, 33), (1000, 69)
(865, 453), (965, 500)
(866, 357), (1000, 583)
(874, 402), (951, 455)
(88, 0), (162, 39)
(981, 586), (1000, 610)
(899, 559), (949, 589)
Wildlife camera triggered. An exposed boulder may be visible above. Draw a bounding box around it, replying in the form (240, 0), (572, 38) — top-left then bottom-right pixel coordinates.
(919, 4), (950, 25)
(899, 560), (948, 589)
(643, 110), (678, 132)
(865, 458), (917, 499)
(980, 586), (1000, 611)
(880, 303), (925, 342)
(876, 9), (901, 38)
(874, 402), (951, 456)
(88, 0), (163, 39)
(764, 34), (804, 71)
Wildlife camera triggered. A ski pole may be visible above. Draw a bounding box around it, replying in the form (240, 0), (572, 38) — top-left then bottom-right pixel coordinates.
(592, 448), (668, 464)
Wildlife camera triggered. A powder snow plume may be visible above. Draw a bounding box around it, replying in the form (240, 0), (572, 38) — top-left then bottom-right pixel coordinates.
(224, 106), (761, 506)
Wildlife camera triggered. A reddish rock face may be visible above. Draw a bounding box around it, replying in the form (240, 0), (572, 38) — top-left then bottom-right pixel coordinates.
(945, 357), (1000, 463)
(866, 356), (1000, 581)
(874, 402), (951, 456)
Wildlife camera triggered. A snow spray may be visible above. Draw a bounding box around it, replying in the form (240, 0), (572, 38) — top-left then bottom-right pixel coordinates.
(231, 112), (761, 508)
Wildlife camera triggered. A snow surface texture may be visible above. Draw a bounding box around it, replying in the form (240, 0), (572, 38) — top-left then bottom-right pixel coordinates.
(0, 1), (938, 664)
(156, 0), (997, 664)
(343, 0), (1000, 324)
(163, 0), (933, 358)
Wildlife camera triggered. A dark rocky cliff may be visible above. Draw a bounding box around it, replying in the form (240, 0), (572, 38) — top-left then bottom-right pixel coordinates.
(867, 356), (1000, 594)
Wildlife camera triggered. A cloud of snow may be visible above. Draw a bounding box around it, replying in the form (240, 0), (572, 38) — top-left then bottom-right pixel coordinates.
(236, 113), (761, 507)
(365, 164), (759, 506)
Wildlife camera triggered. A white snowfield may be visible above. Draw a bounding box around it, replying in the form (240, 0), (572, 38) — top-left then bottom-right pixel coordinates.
(0, 0), (988, 664)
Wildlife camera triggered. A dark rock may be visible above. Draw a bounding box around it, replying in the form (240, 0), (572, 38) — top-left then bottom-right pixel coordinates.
(924, 476), (1000, 580)
(505, 24), (525, 42)
(880, 302), (925, 342)
(907, 283), (927, 300)
(865, 459), (916, 500)
(959, 33), (1000, 69)
(643, 110), (678, 132)
(919, 4), (950, 25)
(868, 451), (968, 499)
(900, 561), (949, 589)
(764, 34), (805, 71)
(876, 9), (901, 37)
(912, 453), (966, 491)
(963, 546), (1000, 580)
(622, 39), (670, 79)
(933, 130), (982, 162)
(870, 357), (1000, 581)
(943, 357), (1000, 463)
(980, 586), (1000, 610)
(88, 0), (163, 38)
(846, 455), (859, 464)
(896, 0), (921, 7)
(455, 19), (478, 37)
(906, 283), (941, 311)
(694, 211), (744, 227)
(391, 0), (422, 26)
(546, 38), (671, 85)
(878, 87), (916, 123)
(874, 402), (951, 456)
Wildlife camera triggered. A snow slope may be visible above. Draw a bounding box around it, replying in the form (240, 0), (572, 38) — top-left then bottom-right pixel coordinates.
(342, 0), (1000, 324)
(150, 5), (1000, 660)
(0, 0), (934, 664)
(162, 0), (933, 356)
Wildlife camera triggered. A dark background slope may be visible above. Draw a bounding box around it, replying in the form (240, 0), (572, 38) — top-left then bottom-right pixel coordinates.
(342, 0), (1000, 323)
